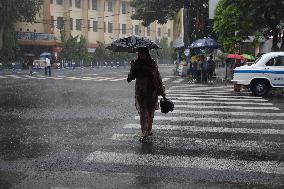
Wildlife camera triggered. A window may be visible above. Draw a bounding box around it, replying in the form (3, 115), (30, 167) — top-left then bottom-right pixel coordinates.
(147, 26), (150, 36)
(56, 0), (63, 5)
(121, 24), (126, 34)
(121, 2), (126, 14)
(50, 0), (53, 4)
(104, 22), (106, 33)
(134, 25), (139, 35)
(93, 21), (98, 32)
(70, 18), (73, 30)
(34, 29), (37, 32)
(168, 29), (171, 37)
(76, 19), (82, 30)
(158, 28), (161, 37)
(51, 16), (55, 28)
(88, 20), (90, 31)
(57, 17), (64, 30)
(20, 28), (22, 31)
(69, 0), (72, 7)
(269, 57), (284, 66)
(108, 22), (113, 33)
(75, 0), (81, 8)
(108, 1), (113, 12)
(92, 0), (97, 10)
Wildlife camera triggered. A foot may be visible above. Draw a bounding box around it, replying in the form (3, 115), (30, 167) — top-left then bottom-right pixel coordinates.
(139, 136), (148, 142)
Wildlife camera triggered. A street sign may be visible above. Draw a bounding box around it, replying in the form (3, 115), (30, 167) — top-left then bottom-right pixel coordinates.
(184, 49), (190, 57)
(88, 48), (96, 53)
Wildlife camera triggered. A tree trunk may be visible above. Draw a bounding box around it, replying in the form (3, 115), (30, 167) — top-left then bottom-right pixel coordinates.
(0, 24), (5, 50)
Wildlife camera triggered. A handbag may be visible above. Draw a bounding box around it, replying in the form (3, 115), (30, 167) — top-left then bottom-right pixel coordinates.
(160, 97), (174, 114)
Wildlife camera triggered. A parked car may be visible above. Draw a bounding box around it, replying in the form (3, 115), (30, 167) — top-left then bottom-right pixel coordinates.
(232, 52), (284, 96)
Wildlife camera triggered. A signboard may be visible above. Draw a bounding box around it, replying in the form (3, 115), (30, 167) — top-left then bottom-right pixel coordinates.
(16, 32), (54, 41)
(88, 48), (96, 53)
(173, 8), (184, 48)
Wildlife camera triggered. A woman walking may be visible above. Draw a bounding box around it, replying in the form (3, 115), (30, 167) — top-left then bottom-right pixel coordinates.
(127, 48), (166, 142)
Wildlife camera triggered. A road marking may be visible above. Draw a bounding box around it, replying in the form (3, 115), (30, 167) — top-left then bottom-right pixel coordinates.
(112, 134), (282, 151)
(48, 77), (64, 80)
(169, 86), (232, 90)
(85, 151), (284, 175)
(171, 100), (273, 106)
(96, 77), (116, 81)
(65, 77), (82, 80)
(167, 94), (263, 99)
(162, 78), (171, 82)
(160, 109), (284, 117)
(166, 89), (233, 93)
(169, 96), (268, 102)
(174, 104), (280, 110)
(109, 78), (126, 81)
(172, 78), (184, 83)
(124, 124), (284, 135)
(0, 76), (7, 78)
(6, 75), (22, 78)
(135, 116), (284, 125)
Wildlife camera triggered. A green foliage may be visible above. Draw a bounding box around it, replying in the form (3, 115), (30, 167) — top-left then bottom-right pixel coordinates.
(60, 35), (88, 64)
(156, 37), (175, 64)
(0, 27), (19, 64)
(130, 0), (212, 43)
(213, 0), (284, 52)
(0, 0), (42, 25)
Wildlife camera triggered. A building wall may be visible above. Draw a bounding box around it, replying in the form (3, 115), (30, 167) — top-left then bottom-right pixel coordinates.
(14, 0), (173, 48)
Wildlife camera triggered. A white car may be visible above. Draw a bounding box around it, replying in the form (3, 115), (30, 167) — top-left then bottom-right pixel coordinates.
(232, 52), (284, 96)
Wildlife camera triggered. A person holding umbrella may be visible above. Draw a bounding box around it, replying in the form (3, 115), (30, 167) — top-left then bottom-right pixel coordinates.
(127, 47), (166, 142)
(44, 55), (51, 76)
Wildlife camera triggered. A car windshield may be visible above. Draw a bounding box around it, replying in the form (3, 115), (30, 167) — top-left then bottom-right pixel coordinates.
(253, 55), (262, 64)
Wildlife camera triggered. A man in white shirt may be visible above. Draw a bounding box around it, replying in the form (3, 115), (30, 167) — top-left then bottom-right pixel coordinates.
(45, 56), (51, 76)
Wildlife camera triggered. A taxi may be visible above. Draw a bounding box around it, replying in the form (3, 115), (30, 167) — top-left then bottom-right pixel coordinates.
(232, 52), (284, 96)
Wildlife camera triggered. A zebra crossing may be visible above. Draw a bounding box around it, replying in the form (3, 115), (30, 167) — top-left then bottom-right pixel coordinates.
(0, 74), (186, 83)
(84, 84), (284, 186)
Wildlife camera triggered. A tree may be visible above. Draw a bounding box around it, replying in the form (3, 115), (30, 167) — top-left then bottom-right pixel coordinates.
(60, 35), (88, 66)
(213, 0), (284, 52)
(0, 0), (43, 49)
(130, 0), (212, 44)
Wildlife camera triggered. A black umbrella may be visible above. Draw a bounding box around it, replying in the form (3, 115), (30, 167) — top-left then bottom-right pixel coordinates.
(106, 35), (160, 53)
(189, 37), (220, 49)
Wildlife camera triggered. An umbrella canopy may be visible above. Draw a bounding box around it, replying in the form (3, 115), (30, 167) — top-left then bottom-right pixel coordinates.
(227, 54), (244, 60)
(106, 35), (160, 53)
(241, 54), (255, 60)
(40, 52), (51, 57)
(23, 53), (35, 57)
(189, 37), (221, 49)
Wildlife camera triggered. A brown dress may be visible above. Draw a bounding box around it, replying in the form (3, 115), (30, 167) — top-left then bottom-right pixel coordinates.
(128, 58), (165, 133)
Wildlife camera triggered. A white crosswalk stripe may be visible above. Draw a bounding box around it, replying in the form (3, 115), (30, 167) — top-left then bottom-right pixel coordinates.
(0, 74), (128, 82)
(169, 96), (268, 102)
(123, 124), (284, 135)
(171, 99), (273, 105)
(172, 78), (185, 83)
(173, 104), (280, 110)
(85, 151), (284, 175)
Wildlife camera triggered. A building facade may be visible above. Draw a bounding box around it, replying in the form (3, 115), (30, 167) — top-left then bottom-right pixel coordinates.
(15, 0), (173, 55)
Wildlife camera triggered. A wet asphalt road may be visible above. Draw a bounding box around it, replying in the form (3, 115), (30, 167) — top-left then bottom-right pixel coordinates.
(0, 66), (283, 189)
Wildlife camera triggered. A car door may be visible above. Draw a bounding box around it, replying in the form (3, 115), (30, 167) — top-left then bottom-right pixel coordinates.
(266, 56), (284, 87)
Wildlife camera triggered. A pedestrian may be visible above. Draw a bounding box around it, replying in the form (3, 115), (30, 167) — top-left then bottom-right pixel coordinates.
(127, 47), (166, 142)
(45, 55), (51, 76)
(196, 56), (202, 82)
(26, 56), (34, 76)
(191, 59), (198, 81)
(208, 55), (215, 81)
(200, 55), (208, 82)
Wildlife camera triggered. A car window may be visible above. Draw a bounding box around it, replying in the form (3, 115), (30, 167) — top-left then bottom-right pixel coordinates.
(266, 58), (275, 66)
(274, 56), (284, 66)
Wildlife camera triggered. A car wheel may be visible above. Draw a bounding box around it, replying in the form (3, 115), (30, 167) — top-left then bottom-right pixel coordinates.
(250, 80), (270, 96)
